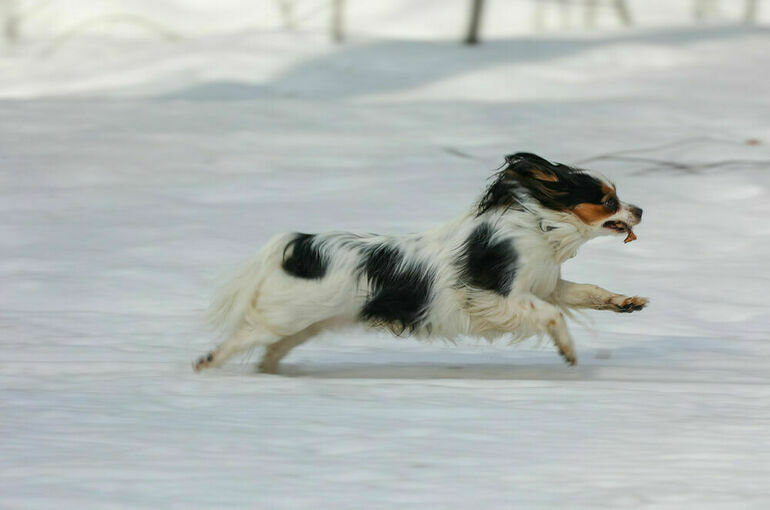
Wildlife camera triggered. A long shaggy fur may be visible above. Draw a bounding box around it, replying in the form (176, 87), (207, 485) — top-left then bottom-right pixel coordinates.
(195, 152), (648, 373)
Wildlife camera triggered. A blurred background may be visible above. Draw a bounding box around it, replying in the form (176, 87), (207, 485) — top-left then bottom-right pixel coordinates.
(1, 0), (768, 97)
(2, 2), (770, 509)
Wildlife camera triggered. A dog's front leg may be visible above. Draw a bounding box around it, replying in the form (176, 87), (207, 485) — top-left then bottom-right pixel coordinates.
(552, 280), (648, 313)
(474, 294), (577, 365)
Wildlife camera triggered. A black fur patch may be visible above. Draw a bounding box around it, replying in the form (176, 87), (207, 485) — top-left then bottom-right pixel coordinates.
(281, 233), (328, 279)
(476, 168), (526, 216)
(358, 243), (435, 334)
(457, 223), (518, 296)
(477, 152), (604, 215)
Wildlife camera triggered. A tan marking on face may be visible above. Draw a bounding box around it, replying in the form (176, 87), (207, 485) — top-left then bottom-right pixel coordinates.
(599, 183), (619, 206)
(573, 181), (620, 225)
(572, 203), (615, 225)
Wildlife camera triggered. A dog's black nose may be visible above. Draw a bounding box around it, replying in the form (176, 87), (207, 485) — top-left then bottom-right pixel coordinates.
(630, 206), (643, 219)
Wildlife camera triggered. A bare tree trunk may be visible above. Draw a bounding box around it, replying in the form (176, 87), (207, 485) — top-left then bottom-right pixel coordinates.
(694, 0), (719, 20)
(558, 0), (571, 29)
(613, 0), (633, 26)
(745, 0), (759, 23)
(277, 0), (295, 30)
(693, 0), (706, 20)
(584, 0), (599, 28)
(464, 0), (484, 45)
(2, 0), (19, 45)
(533, 0), (545, 31)
(331, 0), (345, 43)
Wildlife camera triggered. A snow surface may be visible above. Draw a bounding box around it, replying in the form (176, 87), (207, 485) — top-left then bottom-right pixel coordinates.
(2, 4), (770, 509)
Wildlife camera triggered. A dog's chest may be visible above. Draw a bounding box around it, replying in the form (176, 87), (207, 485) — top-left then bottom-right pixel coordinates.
(516, 248), (561, 299)
(524, 262), (560, 298)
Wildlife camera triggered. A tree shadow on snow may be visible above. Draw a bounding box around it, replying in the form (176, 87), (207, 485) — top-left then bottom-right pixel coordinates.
(161, 25), (767, 102)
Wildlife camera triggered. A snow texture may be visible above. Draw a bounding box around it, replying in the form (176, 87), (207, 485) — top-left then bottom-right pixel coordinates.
(2, 3), (770, 509)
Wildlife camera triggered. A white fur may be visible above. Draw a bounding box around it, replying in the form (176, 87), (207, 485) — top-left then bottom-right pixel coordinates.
(195, 172), (646, 373)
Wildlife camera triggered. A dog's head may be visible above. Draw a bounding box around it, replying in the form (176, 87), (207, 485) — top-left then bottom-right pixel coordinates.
(479, 152), (643, 242)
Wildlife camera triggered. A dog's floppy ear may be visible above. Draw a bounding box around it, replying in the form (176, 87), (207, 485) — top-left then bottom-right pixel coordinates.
(503, 152), (575, 210)
(477, 152), (580, 215)
(504, 152), (561, 183)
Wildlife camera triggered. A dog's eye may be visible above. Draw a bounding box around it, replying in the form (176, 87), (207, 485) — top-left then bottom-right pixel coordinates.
(604, 198), (618, 211)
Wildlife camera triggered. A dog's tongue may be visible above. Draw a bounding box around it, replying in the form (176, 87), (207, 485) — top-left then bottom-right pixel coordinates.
(624, 230), (637, 244)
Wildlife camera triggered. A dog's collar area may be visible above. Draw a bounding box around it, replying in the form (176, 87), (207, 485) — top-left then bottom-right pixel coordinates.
(536, 219), (586, 263)
(539, 221), (556, 232)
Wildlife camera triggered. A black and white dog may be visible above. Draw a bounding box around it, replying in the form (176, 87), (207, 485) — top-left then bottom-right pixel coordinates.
(195, 153), (646, 373)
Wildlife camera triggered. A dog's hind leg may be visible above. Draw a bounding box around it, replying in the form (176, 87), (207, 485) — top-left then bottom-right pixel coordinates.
(194, 323), (281, 372)
(257, 317), (346, 373)
(257, 329), (313, 374)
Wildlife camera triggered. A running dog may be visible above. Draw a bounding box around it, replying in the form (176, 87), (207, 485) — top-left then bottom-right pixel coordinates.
(195, 152), (647, 373)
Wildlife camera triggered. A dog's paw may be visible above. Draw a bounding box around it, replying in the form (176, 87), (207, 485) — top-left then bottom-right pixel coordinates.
(558, 344), (577, 366)
(257, 360), (279, 374)
(608, 295), (648, 313)
(193, 352), (215, 372)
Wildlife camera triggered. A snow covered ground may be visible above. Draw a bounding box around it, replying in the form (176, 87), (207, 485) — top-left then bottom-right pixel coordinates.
(2, 3), (770, 508)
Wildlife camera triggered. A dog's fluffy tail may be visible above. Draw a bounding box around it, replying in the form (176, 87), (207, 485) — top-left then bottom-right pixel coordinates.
(207, 234), (290, 337)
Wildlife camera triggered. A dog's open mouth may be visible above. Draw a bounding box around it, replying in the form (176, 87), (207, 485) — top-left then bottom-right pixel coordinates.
(603, 220), (637, 243)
